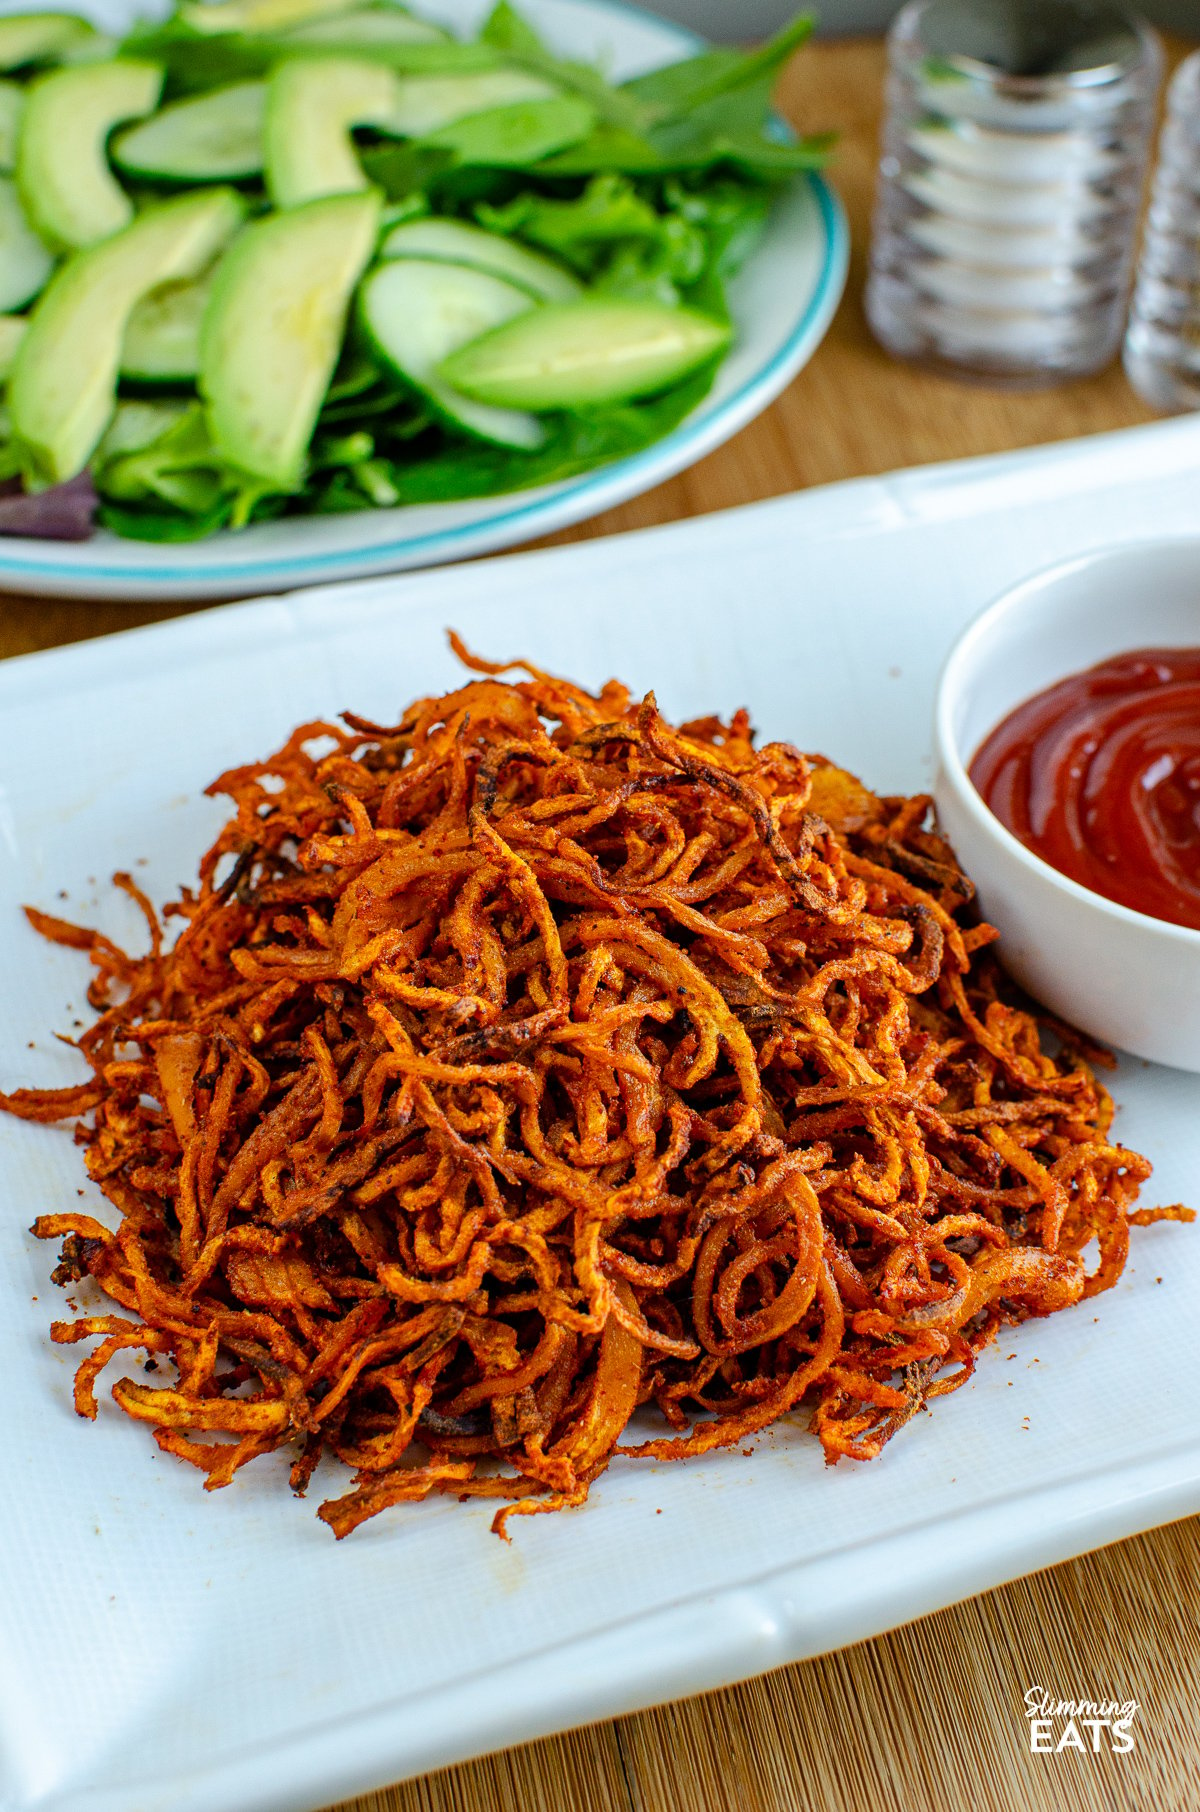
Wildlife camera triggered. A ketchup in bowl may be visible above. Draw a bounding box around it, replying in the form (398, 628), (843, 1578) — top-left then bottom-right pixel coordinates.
(969, 647), (1200, 933)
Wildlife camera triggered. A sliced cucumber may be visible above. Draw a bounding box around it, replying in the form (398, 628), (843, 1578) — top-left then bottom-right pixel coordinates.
(17, 59), (164, 251)
(121, 270), (215, 382)
(114, 81), (266, 183)
(360, 256), (544, 449)
(201, 188), (381, 488)
(381, 217), (582, 302)
(0, 12), (95, 73)
(440, 298), (731, 410)
(386, 68), (557, 138)
(265, 55), (399, 206)
(179, 0), (359, 34)
(0, 175), (54, 313)
(95, 396), (192, 462)
(0, 79), (22, 172)
(10, 186), (245, 481)
(284, 8), (444, 48)
(0, 314), (27, 383)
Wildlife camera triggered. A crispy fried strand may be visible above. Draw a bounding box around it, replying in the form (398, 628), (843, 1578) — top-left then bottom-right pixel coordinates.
(4, 642), (1185, 1534)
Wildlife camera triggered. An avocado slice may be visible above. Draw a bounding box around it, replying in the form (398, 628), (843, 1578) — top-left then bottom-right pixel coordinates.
(0, 313), (27, 383)
(9, 186), (245, 482)
(179, 0), (360, 36)
(17, 58), (164, 251)
(439, 298), (732, 410)
(0, 79), (22, 171)
(200, 187), (381, 489)
(264, 54), (399, 207)
(284, 9), (444, 49)
(0, 12), (96, 74)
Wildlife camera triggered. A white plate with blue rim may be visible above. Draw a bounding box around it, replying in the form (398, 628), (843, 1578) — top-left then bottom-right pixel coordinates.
(0, 0), (848, 601)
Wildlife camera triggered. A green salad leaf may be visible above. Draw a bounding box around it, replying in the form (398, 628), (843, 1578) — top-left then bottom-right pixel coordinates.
(479, 1), (649, 134)
(422, 93), (598, 166)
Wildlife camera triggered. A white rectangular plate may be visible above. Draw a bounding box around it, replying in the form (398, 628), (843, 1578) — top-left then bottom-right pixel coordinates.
(2, 417), (1199, 1812)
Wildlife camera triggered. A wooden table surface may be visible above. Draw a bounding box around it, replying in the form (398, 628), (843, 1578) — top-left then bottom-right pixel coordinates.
(4, 32), (1198, 1812)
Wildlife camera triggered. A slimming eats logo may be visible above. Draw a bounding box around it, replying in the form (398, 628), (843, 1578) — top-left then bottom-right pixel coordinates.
(1024, 1687), (1138, 1754)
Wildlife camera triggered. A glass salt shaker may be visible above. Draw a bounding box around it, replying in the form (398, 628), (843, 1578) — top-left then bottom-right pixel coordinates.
(1125, 51), (1200, 412)
(866, 0), (1163, 385)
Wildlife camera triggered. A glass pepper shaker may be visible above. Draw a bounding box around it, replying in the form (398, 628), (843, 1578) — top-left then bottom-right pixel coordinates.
(1125, 51), (1200, 413)
(865, 0), (1163, 385)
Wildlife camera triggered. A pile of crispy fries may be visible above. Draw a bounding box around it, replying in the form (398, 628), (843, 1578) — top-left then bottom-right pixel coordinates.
(4, 640), (1181, 1536)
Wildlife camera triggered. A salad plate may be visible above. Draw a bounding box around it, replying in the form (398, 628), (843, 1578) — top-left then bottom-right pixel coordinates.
(1, 414), (1198, 1812)
(0, 0), (848, 601)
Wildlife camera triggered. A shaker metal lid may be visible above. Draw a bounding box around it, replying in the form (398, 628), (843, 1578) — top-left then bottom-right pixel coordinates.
(917, 0), (1146, 83)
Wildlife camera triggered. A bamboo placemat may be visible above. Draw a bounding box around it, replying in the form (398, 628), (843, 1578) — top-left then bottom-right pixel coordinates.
(3, 31), (1196, 1812)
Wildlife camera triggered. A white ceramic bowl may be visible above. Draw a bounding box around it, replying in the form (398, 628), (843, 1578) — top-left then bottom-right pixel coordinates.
(933, 537), (1200, 1072)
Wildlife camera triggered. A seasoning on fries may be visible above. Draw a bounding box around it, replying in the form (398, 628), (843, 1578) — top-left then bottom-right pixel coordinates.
(3, 639), (1186, 1536)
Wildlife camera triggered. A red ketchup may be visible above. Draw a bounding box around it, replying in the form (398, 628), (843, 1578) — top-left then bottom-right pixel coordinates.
(969, 647), (1200, 933)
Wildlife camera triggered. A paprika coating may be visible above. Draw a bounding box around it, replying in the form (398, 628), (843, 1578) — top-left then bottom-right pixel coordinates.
(3, 640), (1188, 1537)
